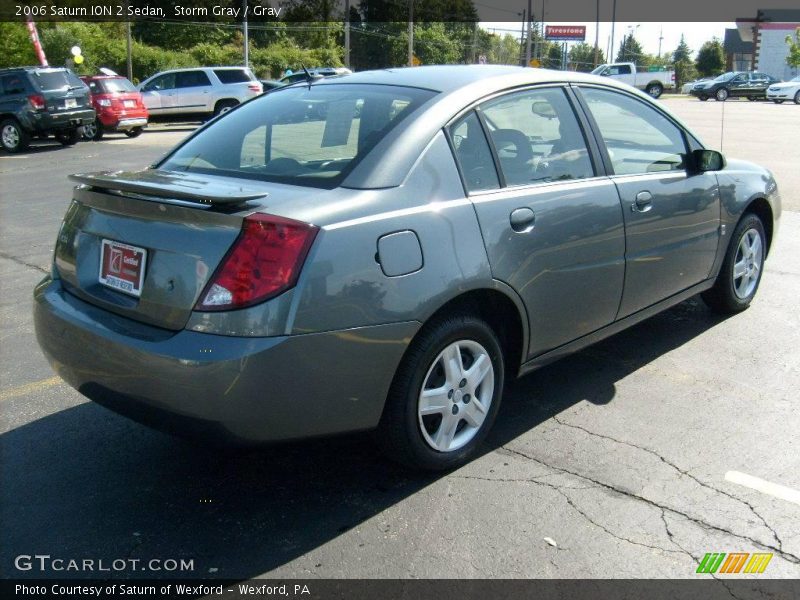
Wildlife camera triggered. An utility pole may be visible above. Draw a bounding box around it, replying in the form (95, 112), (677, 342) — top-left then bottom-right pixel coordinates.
(344, 0), (350, 68)
(525, 0), (532, 66)
(407, 0), (414, 67)
(593, 0), (599, 67)
(519, 8), (526, 66)
(242, 0), (249, 68)
(657, 26), (663, 58)
(126, 22), (132, 80)
(610, 0), (617, 62)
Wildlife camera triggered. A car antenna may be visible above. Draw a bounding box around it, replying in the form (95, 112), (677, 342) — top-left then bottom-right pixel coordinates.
(301, 64), (321, 88)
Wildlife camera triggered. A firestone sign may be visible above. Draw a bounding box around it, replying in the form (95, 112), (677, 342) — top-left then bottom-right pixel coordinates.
(545, 25), (586, 41)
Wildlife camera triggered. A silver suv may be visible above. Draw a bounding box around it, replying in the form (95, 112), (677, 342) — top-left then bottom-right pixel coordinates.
(138, 67), (262, 119)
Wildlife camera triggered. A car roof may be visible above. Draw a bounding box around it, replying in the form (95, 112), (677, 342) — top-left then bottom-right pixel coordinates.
(315, 64), (618, 94)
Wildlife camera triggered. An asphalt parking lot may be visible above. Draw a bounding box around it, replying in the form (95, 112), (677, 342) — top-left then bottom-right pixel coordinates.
(1, 98), (799, 581)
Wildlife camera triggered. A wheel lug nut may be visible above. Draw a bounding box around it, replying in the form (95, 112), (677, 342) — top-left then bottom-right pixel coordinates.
(451, 405), (459, 415)
(459, 378), (467, 388)
(463, 394), (471, 404)
(447, 389), (454, 399)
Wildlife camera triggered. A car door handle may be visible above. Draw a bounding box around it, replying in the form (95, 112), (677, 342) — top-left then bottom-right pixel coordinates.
(510, 207), (536, 232)
(632, 191), (653, 213)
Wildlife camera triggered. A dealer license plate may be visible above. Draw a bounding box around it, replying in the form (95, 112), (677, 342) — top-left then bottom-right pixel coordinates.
(64, 98), (77, 109)
(99, 239), (147, 297)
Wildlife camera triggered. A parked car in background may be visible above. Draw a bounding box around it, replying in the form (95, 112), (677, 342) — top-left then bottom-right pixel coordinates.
(34, 66), (780, 470)
(590, 62), (675, 98)
(138, 67), (262, 120)
(80, 75), (148, 140)
(767, 75), (800, 104)
(259, 79), (285, 93)
(1, 66), (94, 153)
(690, 71), (780, 101)
(681, 77), (711, 95)
(279, 67), (352, 85)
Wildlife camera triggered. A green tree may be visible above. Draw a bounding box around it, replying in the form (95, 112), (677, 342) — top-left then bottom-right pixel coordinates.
(0, 22), (38, 68)
(568, 42), (604, 71)
(695, 38), (725, 77)
(672, 35), (697, 87)
(617, 34), (644, 64)
(787, 27), (800, 70)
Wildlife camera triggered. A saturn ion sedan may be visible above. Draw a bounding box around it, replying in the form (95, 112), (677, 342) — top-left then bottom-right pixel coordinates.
(34, 66), (781, 470)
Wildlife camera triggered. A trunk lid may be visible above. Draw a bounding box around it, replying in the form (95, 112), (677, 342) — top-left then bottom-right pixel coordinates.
(54, 170), (269, 331)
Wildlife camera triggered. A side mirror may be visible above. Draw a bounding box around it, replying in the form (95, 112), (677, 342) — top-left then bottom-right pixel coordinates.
(531, 101), (556, 119)
(692, 149), (725, 172)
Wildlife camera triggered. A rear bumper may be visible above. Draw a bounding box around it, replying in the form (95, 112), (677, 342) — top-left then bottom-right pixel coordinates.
(25, 108), (96, 132)
(34, 276), (418, 443)
(97, 110), (148, 129)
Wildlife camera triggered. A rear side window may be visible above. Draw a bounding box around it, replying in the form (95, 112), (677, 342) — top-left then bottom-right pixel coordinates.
(479, 87), (595, 186)
(160, 84), (436, 188)
(580, 87), (687, 175)
(176, 71), (211, 88)
(448, 111), (499, 192)
(32, 69), (84, 91)
(1, 74), (27, 95)
(214, 69), (253, 84)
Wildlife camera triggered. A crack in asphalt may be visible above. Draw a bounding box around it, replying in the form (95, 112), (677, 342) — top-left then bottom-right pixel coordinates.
(0, 251), (48, 274)
(496, 445), (800, 566)
(550, 416), (789, 557)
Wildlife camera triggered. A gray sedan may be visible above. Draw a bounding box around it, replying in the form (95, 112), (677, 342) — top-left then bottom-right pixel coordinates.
(34, 66), (781, 470)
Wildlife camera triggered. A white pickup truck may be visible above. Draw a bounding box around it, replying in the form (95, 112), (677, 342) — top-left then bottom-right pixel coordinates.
(591, 62), (675, 98)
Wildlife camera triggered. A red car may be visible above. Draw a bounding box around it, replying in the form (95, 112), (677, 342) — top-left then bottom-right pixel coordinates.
(80, 75), (148, 140)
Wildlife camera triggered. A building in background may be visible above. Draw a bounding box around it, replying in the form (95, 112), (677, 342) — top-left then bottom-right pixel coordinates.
(724, 28), (753, 72)
(734, 9), (800, 79)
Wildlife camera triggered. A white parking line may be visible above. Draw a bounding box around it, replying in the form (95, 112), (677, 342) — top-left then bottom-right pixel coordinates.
(725, 471), (800, 507)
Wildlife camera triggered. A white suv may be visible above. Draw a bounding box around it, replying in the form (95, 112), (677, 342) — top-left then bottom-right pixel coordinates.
(138, 67), (262, 119)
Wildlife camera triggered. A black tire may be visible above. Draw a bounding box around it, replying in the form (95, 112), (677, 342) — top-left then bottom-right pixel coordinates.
(55, 128), (80, 146)
(124, 127), (143, 138)
(773, 100), (785, 104)
(646, 83), (663, 99)
(82, 119), (103, 141)
(702, 213), (766, 314)
(0, 118), (30, 153)
(794, 91), (800, 105)
(699, 95), (709, 101)
(715, 88), (729, 101)
(376, 312), (505, 471)
(213, 99), (239, 116)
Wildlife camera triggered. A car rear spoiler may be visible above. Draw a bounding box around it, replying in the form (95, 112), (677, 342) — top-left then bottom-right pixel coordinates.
(69, 170), (267, 207)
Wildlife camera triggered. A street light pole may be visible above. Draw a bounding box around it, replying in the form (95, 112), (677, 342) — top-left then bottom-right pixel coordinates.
(242, 0), (249, 68)
(408, 0), (414, 67)
(525, 0), (532, 65)
(344, 0), (350, 68)
(593, 0), (599, 67)
(610, 0), (617, 62)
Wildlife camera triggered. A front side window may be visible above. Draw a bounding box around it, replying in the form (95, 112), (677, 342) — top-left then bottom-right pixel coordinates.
(160, 84), (435, 188)
(144, 73), (176, 91)
(448, 111), (499, 192)
(580, 87), (687, 176)
(479, 87), (594, 186)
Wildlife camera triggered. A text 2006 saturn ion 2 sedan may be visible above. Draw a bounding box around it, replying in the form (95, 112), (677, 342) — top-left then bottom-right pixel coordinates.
(35, 66), (781, 470)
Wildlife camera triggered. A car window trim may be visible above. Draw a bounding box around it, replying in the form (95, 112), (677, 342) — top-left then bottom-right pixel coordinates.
(443, 109), (504, 195)
(443, 83), (607, 197)
(572, 83), (696, 179)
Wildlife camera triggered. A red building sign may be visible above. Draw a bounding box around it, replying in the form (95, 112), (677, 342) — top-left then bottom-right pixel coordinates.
(545, 25), (586, 41)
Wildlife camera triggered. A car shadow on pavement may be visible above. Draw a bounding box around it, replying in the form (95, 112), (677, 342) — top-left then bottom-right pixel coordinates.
(0, 297), (727, 579)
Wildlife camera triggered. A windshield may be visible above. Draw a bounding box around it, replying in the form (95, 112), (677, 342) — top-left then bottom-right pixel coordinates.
(713, 72), (736, 82)
(591, 66), (604, 75)
(34, 69), (85, 91)
(98, 78), (137, 93)
(159, 84), (436, 188)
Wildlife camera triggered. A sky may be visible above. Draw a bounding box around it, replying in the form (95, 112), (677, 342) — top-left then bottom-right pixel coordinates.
(480, 22), (734, 60)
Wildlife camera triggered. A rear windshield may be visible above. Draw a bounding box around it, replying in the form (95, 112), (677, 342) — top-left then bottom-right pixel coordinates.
(159, 84), (436, 188)
(214, 69), (253, 84)
(32, 69), (85, 91)
(98, 78), (137, 93)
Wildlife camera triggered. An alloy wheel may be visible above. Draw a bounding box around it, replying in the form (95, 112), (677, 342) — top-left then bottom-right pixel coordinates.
(417, 339), (495, 453)
(732, 228), (763, 299)
(82, 121), (98, 140)
(2, 124), (20, 149)
(716, 88), (729, 101)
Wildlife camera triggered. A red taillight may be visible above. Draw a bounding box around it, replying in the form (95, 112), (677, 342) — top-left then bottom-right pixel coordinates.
(28, 94), (45, 110)
(195, 214), (318, 311)
(248, 83), (262, 93)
